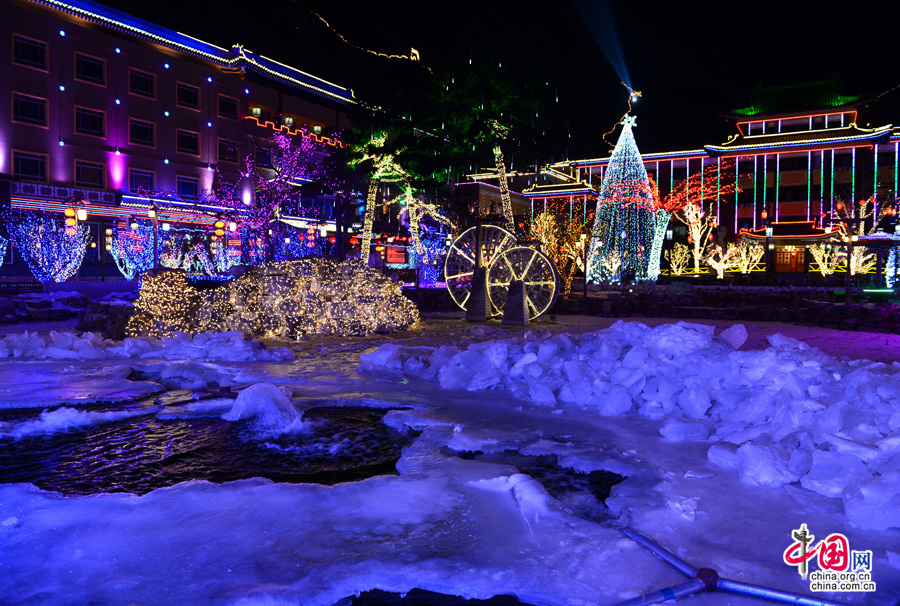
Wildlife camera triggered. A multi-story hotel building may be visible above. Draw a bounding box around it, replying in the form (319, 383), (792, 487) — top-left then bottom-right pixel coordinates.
(1, 0), (353, 276)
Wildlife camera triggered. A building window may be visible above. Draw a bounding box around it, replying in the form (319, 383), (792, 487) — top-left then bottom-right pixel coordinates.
(129, 118), (155, 147)
(75, 160), (105, 188)
(74, 53), (105, 85)
(129, 168), (155, 192)
(129, 68), (155, 98)
(255, 149), (272, 168)
(176, 129), (200, 155)
(75, 107), (105, 137)
(12, 150), (47, 181)
(13, 35), (47, 70)
(218, 138), (238, 162)
(176, 82), (199, 110)
(176, 175), (200, 199)
(12, 92), (46, 126)
(218, 95), (238, 119)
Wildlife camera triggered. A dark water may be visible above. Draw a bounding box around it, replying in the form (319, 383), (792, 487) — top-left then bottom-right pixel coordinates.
(0, 402), (410, 496)
(451, 449), (625, 519)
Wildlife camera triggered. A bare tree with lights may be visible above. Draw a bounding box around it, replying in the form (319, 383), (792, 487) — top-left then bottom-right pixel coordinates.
(648, 161), (739, 276)
(530, 211), (586, 294)
(6, 211), (90, 283)
(830, 196), (887, 275)
(664, 243), (691, 276)
(213, 130), (324, 262)
(733, 239), (765, 275)
(705, 243), (741, 279)
(808, 242), (840, 277)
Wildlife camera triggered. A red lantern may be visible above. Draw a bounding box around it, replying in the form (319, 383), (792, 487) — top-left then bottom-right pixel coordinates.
(328, 237), (336, 243)
(349, 237), (358, 245)
(835, 201), (843, 211)
(859, 199), (867, 206)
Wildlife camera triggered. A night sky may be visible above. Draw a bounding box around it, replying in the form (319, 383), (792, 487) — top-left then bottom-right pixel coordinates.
(101, 0), (899, 158)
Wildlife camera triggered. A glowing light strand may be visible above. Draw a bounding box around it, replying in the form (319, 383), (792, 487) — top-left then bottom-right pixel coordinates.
(587, 116), (655, 284)
(6, 211), (89, 283)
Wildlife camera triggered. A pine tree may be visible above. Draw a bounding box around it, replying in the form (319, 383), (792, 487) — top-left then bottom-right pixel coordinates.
(586, 116), (656, 283)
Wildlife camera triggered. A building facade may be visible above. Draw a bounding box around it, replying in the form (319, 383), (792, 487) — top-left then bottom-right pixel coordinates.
(513, 79), (900, 276)
(1, 0), (353, 277)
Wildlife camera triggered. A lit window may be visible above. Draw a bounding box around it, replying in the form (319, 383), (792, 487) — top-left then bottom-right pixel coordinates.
(75, 107), (105, 137)
(129, 68), (155, 98)
(12, 150), (47, 181)
(75, 53), (105, 85)
(255, 149), (272, 168)
(218, 138), (238, 163)
(12, 92), (46, 126)
(218, 95), (238, 119)
(75, 160), (105, 188)
(176, 82), (200, 109)
(176, 175), (200, 199)
(176, 129), (200, 155)
(13, 35), (47, 70)
(129, 168), (155, 192)
(129, 118), (155, 147)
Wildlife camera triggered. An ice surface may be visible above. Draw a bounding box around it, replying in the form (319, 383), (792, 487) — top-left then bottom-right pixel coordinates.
(222, 383), (307, 434)
(800, 450), (870, 498)
(0, 330), (293, 362)
(361, 320), (900, 529)
(718, 323), (748, 349)
(0, 406), (158, 439)
(2, 319), (900, 606)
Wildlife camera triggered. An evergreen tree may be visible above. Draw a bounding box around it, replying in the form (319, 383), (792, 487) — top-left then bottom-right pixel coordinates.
(586, 116), (656, 283)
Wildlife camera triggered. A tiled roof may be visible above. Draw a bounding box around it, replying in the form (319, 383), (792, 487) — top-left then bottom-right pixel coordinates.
(28, 0), (354, 105)
(726, 77), (862, 119)
(706, 124), (892, 157)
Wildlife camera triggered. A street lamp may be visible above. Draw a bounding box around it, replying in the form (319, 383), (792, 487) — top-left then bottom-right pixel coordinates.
(580, 232), (589, 298)
(665, 228), (673, 279)
(103, 227), (112, 282)
(147, 205), (159, 271)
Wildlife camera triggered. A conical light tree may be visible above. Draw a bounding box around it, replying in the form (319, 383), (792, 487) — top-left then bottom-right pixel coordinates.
(586, 116), (656, 283)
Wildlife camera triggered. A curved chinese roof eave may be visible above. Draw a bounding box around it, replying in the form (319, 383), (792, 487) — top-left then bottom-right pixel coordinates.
(27, 0), (355, 106)
(706, 124), (893, 158)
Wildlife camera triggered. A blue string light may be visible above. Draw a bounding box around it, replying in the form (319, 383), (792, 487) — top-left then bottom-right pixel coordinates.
(109, 221), (158, 280)
(6, 212), (89, 283)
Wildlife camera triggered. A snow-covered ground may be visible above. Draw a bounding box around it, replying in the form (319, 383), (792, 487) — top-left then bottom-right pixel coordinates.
(0, 315), (899, 606)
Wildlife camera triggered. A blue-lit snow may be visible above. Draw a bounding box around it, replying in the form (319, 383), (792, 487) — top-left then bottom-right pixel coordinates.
(0, 318), (898, 606)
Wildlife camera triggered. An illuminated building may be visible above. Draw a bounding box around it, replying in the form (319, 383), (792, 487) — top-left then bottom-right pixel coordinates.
(515, 78), (900, 276)
(0, 0), (353, 277)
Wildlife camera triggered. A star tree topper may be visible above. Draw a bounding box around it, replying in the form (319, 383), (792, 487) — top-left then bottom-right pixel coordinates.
(622, 115), (637, 128)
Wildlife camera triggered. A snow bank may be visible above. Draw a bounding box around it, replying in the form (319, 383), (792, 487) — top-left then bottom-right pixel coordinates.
(361, 320), (900, 530)
(0, 330), (294, 362)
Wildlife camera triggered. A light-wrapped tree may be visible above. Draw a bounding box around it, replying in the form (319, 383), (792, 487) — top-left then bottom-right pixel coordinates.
(6, 211), (89, 283)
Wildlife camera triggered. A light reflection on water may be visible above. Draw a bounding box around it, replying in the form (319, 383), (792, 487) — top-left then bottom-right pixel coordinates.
(0, 402), (409, 496)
